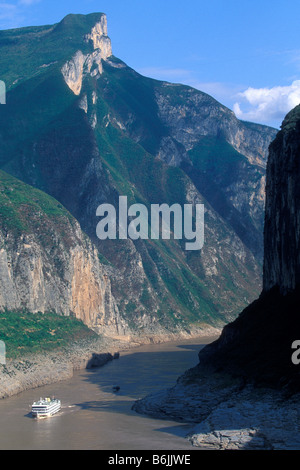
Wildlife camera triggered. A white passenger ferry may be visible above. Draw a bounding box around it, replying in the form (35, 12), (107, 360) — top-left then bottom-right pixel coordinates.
(31, 397), (61, 418)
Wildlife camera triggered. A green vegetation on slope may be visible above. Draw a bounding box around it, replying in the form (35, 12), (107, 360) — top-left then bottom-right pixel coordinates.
(188, 135), (248, 177)
(0, 12), (105, 89)
(0, 310), (97, 359)
(92, 118), (242, 326)
(0, 169), (74, 238)
(0, 13), (268, 334)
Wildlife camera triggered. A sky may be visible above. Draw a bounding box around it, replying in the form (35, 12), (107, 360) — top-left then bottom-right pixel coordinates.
(1, 0), (300, 128)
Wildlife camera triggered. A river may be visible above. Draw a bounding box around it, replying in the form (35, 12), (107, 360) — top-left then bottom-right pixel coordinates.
(0, 337), (215, 450)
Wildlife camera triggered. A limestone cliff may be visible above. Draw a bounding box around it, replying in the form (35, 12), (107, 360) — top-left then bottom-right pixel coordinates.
(0, 12), (278, 337)
(105, 79), (277, 261)
(155, 86), (277, 260)
(0, 170), (126, 337)
(193, 105), (300, 388)
(61, 14), (112, 95)
(133, 106), (300, 446)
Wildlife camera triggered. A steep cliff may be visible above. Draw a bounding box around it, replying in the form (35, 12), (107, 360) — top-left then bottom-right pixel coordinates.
(263, 105), (300, 293)
(195, 105), (300, 389)
(61, 15), (112, 95)
(133, 106), (300, 441)
(0, 170), (125, 337)
(0, 13), (277, 336)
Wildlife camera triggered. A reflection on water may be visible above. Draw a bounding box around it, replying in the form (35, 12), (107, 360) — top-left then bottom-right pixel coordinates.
(0, 338), (212, 450)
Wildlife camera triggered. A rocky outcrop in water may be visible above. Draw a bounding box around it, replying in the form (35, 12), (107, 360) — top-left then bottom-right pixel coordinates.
(133, 367), (300, 450)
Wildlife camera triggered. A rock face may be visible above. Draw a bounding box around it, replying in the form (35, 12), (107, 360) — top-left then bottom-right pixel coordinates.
(61, 50), (88, 95)
(62, 14), (112, 95)
(195, 105), (300, 387)
(179, 105), (300, 387)
(0, 12), (277, 337)
(0, 170), (126, 337)
(155, 85), (273, 167)
(133, 366), (300, 450)
(263, 105), (300, 293)
(153, 86), (276, 260)
(84, 15), (111, 52)
(133, 105), (300, 449)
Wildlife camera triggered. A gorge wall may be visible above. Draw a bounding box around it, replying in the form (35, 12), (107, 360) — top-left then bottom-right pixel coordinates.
(133, 105), (300, 434)
(0, 170), (126, 338)
(0, 12), (277, 339)
(263, 105), (300, 293)
(196, 105), (300, 389)
(133, 106), (300, 449)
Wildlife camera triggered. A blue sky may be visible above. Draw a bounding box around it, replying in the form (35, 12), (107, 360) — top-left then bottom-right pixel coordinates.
(1, 0), (300, 128)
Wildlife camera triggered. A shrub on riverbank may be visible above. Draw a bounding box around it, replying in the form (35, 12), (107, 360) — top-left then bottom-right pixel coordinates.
(0, 310), (97, 359)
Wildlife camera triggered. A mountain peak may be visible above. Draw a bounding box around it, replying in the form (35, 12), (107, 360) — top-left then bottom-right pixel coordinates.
(55, 12), (107, 32)
(83, 14), (112, 54)
(84, 13), (108, 45)
(60, 13), (112, 95)
(280, 103), (300, 132)
(0, 12), (113, 90)
(54, 12), (112, 54)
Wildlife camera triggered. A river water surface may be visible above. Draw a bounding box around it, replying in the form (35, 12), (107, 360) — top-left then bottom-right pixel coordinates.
(0, 337), (215, 450)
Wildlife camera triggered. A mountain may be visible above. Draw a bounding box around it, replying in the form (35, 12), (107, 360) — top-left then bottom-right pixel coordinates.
(132, 106), (300, 449)
(196, 104), (300, 389)
(0, 13), (277, 338)
(0, 169), (124, 336)
(263, 105), (300, 293)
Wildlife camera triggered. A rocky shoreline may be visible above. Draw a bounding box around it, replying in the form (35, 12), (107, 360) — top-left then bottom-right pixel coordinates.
(0, 327), (220, 400)
(0, 335), (126, 399)
(133, 365), (300, 450)
(3, 327), (298, 450)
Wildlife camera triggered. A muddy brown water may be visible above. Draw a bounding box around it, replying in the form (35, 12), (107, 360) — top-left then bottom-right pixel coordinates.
(0, 338), (214, 450)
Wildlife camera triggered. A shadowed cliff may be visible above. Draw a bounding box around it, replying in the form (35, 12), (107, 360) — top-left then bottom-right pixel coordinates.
(197, 105), (300, 391)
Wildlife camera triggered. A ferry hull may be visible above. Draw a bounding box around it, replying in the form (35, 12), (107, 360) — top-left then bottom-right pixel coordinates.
(32, 408), (60, 419)
(31, 398), (61, 419)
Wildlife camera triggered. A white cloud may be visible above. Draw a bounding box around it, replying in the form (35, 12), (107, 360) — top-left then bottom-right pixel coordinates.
(233, 80), (300, 127)
(129, 66), (300, 128)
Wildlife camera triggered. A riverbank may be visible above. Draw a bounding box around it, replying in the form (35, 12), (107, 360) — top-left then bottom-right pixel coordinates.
(0, 337), (212, 450)
(133, 364), (300, 450)
(0, 335), (122, 399)
(0, 326), (220, 400)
